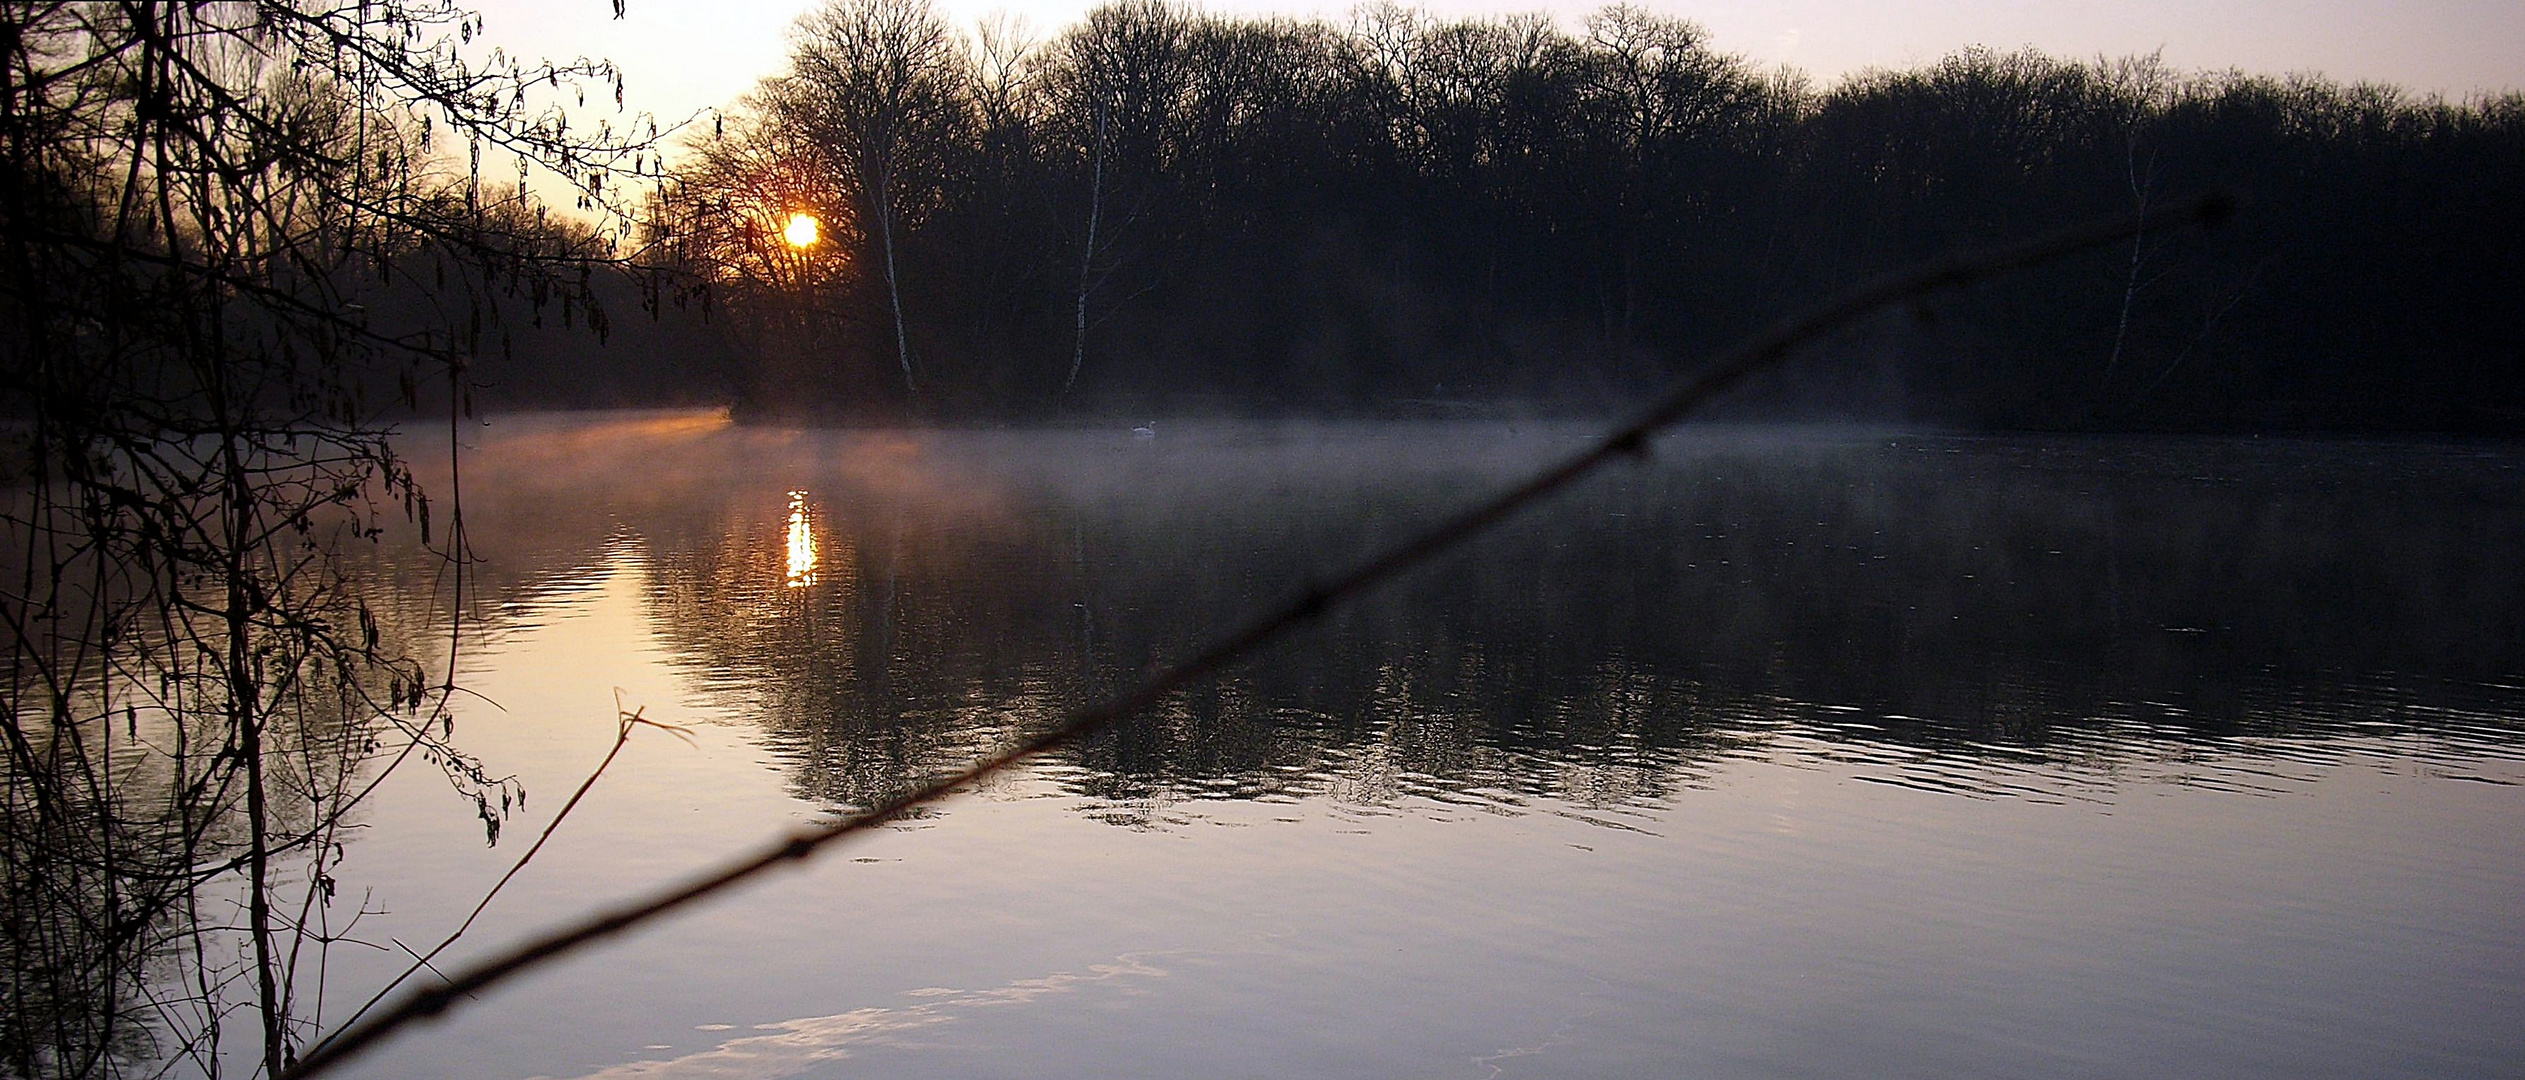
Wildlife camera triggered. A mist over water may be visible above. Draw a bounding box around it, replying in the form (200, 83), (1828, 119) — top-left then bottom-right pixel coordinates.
(319, 412), (2525, 1080)
(20, 0), (2519, 1073)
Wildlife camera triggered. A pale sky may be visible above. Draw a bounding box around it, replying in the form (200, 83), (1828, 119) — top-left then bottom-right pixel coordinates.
(474, 0), (2523, 154)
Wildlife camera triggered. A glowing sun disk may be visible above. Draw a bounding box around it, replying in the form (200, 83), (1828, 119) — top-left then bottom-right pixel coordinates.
(783, 213), (820, 248)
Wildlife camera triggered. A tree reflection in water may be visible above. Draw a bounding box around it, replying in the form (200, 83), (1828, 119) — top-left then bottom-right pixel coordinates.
(473, 420), (2525, 821)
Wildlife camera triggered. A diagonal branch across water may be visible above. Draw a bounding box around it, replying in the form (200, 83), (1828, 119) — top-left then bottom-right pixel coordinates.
(284, 192), (2233, 1079)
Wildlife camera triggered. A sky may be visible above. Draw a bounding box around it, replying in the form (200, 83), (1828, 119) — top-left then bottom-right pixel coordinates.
(470, 0), (2524, 156)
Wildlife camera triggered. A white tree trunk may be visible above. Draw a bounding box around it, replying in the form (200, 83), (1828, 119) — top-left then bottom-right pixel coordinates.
(1066, 105), (1107, 392)
(878, 179), (915, 395)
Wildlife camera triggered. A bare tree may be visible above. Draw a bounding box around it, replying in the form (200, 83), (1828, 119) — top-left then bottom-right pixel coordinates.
(1581, 5), (1758, 357)
(1048, 0), (1190, 392)
(779, 0), (971, 399)
(2094, 50), (2178, 393)
(0, 2), (659, 1076)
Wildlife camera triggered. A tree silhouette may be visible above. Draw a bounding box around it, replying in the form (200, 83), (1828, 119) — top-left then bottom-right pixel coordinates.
(0, 2), (661, 1075)
(654, 2), (2521, 431)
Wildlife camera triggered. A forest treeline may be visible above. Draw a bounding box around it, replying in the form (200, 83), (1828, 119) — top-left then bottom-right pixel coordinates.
(636, 0), (2525, 431)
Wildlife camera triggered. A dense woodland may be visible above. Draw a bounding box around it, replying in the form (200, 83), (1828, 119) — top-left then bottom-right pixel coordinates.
(631, 0), (2525, 432)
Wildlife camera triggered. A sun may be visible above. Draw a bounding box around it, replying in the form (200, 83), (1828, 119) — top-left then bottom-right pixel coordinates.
(782, 213), (820, 248)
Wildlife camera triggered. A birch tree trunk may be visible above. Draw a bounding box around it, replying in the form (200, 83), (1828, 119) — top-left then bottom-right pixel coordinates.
(1067, 104), (1107, 391)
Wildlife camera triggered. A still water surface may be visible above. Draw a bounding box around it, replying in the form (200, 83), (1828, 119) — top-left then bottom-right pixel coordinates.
(321, 412), (2524, 1080)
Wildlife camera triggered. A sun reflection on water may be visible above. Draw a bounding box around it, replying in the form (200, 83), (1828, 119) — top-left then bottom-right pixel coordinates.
(784, 490), (817, 588)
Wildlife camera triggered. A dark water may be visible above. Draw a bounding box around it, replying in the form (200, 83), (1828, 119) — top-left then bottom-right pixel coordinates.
(312, 413), (2523, 1080)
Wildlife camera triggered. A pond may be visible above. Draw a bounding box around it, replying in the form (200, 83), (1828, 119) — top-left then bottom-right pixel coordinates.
(304, 411), (2523, 1080)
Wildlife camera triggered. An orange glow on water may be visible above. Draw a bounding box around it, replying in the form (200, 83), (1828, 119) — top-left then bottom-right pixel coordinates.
(784, 490), (817, 588)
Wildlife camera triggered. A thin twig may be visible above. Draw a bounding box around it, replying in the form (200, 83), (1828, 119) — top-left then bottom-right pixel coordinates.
(323, 695), (691, 1038)
(284, 192), (2233, 1080)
